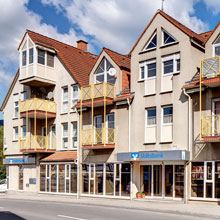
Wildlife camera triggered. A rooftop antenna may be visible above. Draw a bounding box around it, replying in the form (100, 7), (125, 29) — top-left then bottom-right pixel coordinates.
(161, 0), (165, 11)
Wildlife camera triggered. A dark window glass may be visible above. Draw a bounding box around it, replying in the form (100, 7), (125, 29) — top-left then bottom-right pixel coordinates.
(164, 60), (173, 74)
(147, 108), (156, 125)
(148, 63), (156, 78)
(177, 59), (180, 72)
(22, 51), (27, 66)
(215, 162), (220, 198)
(215, 46), (220, 56)
(164, 31), (176, 44)
(29, 48), (33, 64)
(140, 66), (145, 79)
(51, 165), (57, 192)
(71, 164), (77, 193)
(58, 164), (65, 193)
(175, 165), (184, 198)
(19, 166), (23, 190)
(47, 52), (54, 67)
(146, 34), (157, 49)
(40, 165), (46, 192)
(38, 49), (45, 65)
(95, 164), (103, 195)
(163, 106), (173, 124)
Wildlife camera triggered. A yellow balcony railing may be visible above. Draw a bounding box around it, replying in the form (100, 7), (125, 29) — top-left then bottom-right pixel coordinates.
(201, 56), (220, 79)
(81, 82), (115, 101)
(19, 135), (56, 151)
(19, 98), (56, 113)
(201, 115), (220, 137)
(82, 128), (115, 145)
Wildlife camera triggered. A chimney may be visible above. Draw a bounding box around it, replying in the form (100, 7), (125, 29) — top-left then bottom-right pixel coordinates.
(77, 40), (88, 51)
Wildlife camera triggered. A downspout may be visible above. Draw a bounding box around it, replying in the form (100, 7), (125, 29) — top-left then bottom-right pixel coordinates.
(183, 88), (191, 204)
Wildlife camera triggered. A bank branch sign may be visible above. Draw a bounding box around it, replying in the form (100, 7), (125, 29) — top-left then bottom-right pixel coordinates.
(131, 153), (139, 161)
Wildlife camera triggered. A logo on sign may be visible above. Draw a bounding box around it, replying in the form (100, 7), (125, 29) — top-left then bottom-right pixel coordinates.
(9, 159), (13, 164)
(131, 152), (139, 161)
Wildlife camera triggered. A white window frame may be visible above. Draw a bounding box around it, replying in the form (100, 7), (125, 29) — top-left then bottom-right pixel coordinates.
(162, 105), (173, 126)
(62, 123), (69, 149)
(21, 125), (26, 138)
(71, 84), (79, 109)
(13, 93), (19, 118)
(61, 86), (68, 113)
(162, 29), (177, 46)
(13, 126), (19, 141)
(162, 53), (180, 76)
(29, 47), (34, 65)
(71, 121), (78, 149)
(139, 59), (156, 81)
(213, 35), (220, 56)
(144, 31), (157, 51)
(146, 107), (157, 127)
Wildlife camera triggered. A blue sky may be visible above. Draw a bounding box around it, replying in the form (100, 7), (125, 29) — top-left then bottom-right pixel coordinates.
(1, 0), (220, 120)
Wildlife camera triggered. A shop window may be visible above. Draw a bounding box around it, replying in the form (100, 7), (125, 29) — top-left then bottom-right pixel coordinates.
(106, 164), (114, 196)
(215, 162), (220, 198)
(71, 164), (77, 193)
(51, 165), (57, 192)
(40, 165), (46, 192)
(191, 162), (204, 198)
(58, 164), (65, 193)
(121, 164), (130, 197)
(115, 164), (120, 196)
(153, 165), (162, 196)
(175, 165), (184, 198)
(95, 164), (104, 195)
(82, 164), (89, 194)
(142, 165), (152, 196)
(18, 166), (23, 190)
(165, 165), (173, 197)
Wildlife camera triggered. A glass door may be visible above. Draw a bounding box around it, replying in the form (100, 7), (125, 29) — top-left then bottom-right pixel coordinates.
(143, 165), (152, 196)
(89, 164), (95, 194)
(153, 165), (162, 196)
(165, 165), (173, 197)
(204, 161), (214, 198)
(106, 113), (115, 143)
(94, 115), (102, 144)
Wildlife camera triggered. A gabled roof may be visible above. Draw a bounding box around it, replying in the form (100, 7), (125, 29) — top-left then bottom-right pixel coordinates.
(103, 48), (130, 71)
(129, 10), (206, 55)
(0, 69), (19, 111)
(20, 30), (98, 87)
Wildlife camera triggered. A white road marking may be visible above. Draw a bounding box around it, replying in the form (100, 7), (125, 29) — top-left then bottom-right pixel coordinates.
(58, 214), (87, 220)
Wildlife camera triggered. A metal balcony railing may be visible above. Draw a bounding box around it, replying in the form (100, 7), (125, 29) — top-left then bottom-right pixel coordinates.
(82, 128), (115, 145)
(201, 56), (220, 79)
(81, 82), (115, 101)
(201, 115), (220, 137)
(19, 98), (56, 113)
(19, 135), (56, 151)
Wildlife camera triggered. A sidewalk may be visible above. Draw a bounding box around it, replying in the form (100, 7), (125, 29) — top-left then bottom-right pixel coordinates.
(1, 193), (220, 219)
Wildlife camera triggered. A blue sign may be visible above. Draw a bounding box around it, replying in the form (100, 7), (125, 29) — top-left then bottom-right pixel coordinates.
(9, 158), (25, 164)
(131, 152), (139, 161)
(4, 157), (36, 165)
(140, 153), (163, 159)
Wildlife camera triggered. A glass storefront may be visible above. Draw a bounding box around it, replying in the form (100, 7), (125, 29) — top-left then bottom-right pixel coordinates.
(141, 164), (184, 199)
(82, 163), (130, 197)
(40, 163), (77, 194)
(19, 165), (23, 190)
(191, 161), (220, 199)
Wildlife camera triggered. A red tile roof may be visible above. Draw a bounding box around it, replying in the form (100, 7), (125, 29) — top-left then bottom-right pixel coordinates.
(20, 30), (98, 87)
(41, 151), (77, 162)
(199, 31), (213, 41)
(129, 10), (206, 55)
(103, 48), (130, 71)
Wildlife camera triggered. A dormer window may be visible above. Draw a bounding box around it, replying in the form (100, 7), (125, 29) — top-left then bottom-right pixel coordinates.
(144, 32), (157, 51)
(29, 48), (33, 64)
(38, 49), (45, 65)
(47, 52), (54, 67)
(213, 35), (220, 56)
(37, 49), (54, 67)
(94, 57), (116, 84)
(22, 51), (27, 66)
(162, 29), (176, 45)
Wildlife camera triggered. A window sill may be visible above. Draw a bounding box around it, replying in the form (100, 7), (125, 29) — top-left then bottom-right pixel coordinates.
(60, 112), (68, 116)
(160, 90), (173, 95)
(160, 42), (179, 49)
(12, 117), (18, 120)
(138, 80), (145, 83)
(139, 48), (156, 55)
(144, 142), (156, 145)
(159, 141), (173, 144)
(12, 140), (18, 142)
(144, 93), (156, 97)
(173, 71), (180, 76)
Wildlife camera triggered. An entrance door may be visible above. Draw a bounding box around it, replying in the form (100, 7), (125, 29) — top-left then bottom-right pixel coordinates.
(153, 165), (162, 196)
(204, 161), (214, 198)
(94, 115), (102, 144)
(212, 100), (220, 136)
(143, 165), (152, 196)
(165, 165), (173, 197)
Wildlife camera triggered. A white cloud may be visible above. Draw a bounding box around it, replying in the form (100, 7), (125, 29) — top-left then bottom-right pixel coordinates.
(203, 0), (220, 15)
(0, 69), (13, 85)
(41, 0), (209, 54)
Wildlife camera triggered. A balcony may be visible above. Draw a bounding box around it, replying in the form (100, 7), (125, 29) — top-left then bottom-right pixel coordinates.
(19, 98), (56, 118)
(81, 128), (115, 149)
(201, 115), (220, 141)
(19, 135), (56, 153)
(80, 82), (115, 107)
(201, 56), (220, 87)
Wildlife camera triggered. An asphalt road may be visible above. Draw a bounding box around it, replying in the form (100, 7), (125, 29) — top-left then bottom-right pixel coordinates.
(0, 198), (216, 220)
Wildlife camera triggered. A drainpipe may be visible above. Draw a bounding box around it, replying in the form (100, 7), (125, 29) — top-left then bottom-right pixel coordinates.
(127, 98), (131, 152)
(183, 88), (191, 204)
(76, 110), (80, 199)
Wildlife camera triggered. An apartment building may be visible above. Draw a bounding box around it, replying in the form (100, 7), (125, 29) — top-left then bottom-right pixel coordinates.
(0, 30), (97, 194)
(184, 22), (220, 201)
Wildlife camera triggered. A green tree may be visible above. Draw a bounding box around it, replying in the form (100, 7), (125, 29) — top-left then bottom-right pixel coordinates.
(0, 126), (5, 179)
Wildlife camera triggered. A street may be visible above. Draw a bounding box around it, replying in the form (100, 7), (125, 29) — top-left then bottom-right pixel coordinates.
(0, 198), (216, 220)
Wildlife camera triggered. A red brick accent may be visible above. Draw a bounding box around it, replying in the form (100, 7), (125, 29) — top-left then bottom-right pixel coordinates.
(77, 40), (88, 51)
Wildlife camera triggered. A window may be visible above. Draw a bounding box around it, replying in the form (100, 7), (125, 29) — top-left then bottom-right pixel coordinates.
(13, 94), (19, 118)
(163, 106), (173, 124)
(21, 125), (26, 137)
(62, 123), (68, 149)
(162, 29), (176, 45)
(22, 51), (27, 66)
(146, 108), (156, 126)
(29, 48), (33, 64)
(19, 166), (23, 190)
(62, 87), (68, 113)
(162, 53), (180, 75)
(139, 66), (145, 80)
(13, 127), (18, 140)
(72, 85), (79, 107)
(139, 59), (156, 80)
(38, 49), (45, 65)
(147, 63), (156, 78)
(47, 52), (54, 67)
(72, 122), (78, 148)
(21, 91), (27, 101)
(145, 32), (157, 50)
(213, 36), (220, 56)
(95, 57), (116, 84)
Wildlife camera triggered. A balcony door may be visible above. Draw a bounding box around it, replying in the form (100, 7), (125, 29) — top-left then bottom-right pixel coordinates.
(212, 99), (220, 136)
(106, 113), (115, 143)
(94, 115), (102, 144)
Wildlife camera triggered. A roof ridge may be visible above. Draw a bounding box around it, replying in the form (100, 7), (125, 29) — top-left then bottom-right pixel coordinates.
(26, 29), (97, 57)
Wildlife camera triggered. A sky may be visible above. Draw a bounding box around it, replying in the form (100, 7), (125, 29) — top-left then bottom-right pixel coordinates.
(0, 0), (220, 120)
